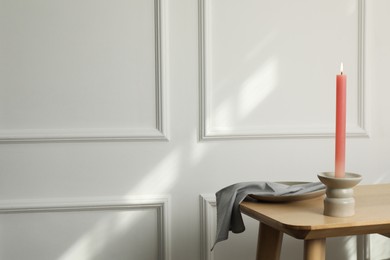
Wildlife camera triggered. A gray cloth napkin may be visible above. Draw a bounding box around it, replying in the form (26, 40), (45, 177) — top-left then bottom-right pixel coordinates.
(212, 181), (325, 250)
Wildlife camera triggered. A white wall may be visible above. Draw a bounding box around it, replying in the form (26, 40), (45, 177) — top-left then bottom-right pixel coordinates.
(0, 0), (389, 259)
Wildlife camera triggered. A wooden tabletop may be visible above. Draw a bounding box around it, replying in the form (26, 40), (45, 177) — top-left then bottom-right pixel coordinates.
(240, 184), (390, 240)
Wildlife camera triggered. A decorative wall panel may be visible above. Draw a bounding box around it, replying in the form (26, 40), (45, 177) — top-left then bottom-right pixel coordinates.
(0, 0), (167, 142)
(199, 0), (366, 140)
(0, 196), (170, 260)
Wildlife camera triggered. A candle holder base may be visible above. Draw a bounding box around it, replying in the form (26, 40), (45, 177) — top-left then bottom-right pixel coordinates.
(317, 172), (362, 217)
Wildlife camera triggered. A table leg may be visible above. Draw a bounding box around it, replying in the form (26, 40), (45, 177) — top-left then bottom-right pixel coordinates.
(304, 239), (325, 260)
(256, 222), (283, 260)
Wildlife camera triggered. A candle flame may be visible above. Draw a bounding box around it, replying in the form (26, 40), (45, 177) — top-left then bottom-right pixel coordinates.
(340, 62), (344, 75)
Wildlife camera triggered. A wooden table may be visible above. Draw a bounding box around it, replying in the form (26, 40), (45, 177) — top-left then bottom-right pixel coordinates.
(240, 184), (390, 260)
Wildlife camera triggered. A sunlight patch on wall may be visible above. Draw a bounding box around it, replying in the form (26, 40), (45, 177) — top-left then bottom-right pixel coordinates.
(190, 129), (213, 165)
(370, 234), (390, 260)
(346, 0), (357, 16)
(343, 236), (357, 259)
(212, 58), (278, 130)
(57, 209), (157, 260)
(238, 58), (278, 118)
(327, 236), (357, 260)
(244, 31), (278, 62)
(131, 150), (181, 194)
(213, 99), (234, 130)
(373, 172), (390, 183)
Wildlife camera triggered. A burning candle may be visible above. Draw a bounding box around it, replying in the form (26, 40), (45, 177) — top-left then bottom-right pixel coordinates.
(335, 63), (346, 178)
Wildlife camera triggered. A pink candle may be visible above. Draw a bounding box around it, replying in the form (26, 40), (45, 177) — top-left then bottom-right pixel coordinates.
(335, 63), (346, 178)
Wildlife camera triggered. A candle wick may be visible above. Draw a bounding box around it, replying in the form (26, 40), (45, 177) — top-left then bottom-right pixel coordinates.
(341, 71), (343, 75)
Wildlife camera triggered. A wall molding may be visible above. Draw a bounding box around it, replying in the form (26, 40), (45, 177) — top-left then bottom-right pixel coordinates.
(200, 194), (216, 260)
(0, 195), (171, 260)
(0, 127), (167, 143)
(199, 0), (367, 140)
(0, 0), (168, 143)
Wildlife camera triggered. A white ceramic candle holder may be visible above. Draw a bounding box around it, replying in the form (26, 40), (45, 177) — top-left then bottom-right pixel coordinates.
(317, 172), (362, 217)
